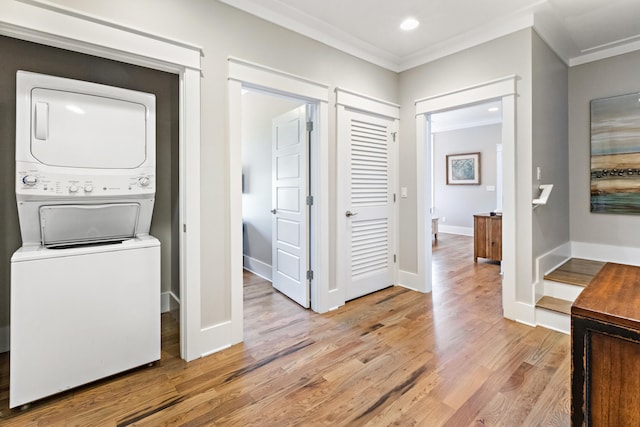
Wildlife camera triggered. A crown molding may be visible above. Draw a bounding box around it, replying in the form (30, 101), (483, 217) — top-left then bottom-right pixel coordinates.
(220, 0), (640, 72)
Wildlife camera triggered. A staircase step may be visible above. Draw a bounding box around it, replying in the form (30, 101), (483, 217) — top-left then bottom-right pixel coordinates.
(544, 258), (605, 287)
(536, 296), (572, 315)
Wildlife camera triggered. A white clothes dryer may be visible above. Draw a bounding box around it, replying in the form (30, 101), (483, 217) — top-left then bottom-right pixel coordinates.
(10, 71), (161, 408)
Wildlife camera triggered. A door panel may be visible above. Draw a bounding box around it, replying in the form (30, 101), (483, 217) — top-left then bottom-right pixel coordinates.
(339, 110), (395, 300)
(272, 106), (309, 308)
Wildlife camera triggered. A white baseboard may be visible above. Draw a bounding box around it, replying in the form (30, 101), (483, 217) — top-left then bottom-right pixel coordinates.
(161, 291), (180, 314)
(0, 326), (9, 353)
(571, 241), (640, 266)
(438, 225), (473, 236)
(534, 242), (571, 301)
(514, 301), (536, 327)
(243, 255), (272, 281)
(397, 270), (423, 292)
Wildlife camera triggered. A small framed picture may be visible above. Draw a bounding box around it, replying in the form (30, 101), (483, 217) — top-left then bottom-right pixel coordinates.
(446, 152), (480, 185)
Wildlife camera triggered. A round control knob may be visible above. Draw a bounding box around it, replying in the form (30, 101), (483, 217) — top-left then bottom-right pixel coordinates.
(69, 184), (79, 193)
(22, 175), (38, 186)
(138, 176), (151, 187)
(84, 185), (94, 193)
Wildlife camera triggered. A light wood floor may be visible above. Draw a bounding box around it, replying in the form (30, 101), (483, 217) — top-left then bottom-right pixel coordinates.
(0, 233), (570, 426)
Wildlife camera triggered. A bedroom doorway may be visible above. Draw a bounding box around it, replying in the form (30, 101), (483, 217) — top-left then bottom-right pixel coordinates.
(241, 89), (313, 308)
(415, 76), (518, 320)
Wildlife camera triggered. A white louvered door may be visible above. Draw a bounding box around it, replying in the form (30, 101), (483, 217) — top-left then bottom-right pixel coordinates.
(339, 109), (395, 300)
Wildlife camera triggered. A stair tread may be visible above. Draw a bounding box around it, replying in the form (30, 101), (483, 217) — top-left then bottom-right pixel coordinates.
(537, 296), (572, 315)
(544, 258), (606, 287)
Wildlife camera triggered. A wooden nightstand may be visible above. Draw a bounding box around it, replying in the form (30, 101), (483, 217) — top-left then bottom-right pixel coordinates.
(473, 213), (502, 262)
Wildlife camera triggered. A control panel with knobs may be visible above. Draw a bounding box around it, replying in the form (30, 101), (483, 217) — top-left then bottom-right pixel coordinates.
(22, 175), (38, 186)
(16, 169), (155, 196)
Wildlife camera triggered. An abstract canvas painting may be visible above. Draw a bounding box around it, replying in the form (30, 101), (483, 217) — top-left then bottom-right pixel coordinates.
(446, 152), (480, 185)
(591, 92), (640, 214)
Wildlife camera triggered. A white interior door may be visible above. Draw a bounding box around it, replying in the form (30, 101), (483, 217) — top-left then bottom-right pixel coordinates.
(339, 109), (395, 300)
(271, 106), (310, 308)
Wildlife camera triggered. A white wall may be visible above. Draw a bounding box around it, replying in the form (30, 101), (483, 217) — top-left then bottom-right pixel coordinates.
(531, 32), (570, 268)
(398, 29), (534, 303)
(38, 0), (399, 328)
(433, 124), (500, 233)
(241, 91), (304, 270)
(569, 49), (640, 248)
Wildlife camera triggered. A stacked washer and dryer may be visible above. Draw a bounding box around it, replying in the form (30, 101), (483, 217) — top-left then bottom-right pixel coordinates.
(10, 71), (161, 408)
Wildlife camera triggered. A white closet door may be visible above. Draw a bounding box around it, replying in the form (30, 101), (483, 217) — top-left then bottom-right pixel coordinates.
(271, 106), (310, 308)
(339, 109), (395, 300)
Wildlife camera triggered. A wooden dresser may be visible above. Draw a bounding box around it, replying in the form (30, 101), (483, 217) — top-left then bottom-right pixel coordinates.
(571, 263), (640, 426)
(473, 213), (502, 262)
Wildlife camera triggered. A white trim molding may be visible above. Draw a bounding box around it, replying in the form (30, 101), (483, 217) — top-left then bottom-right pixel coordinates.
(571, 241), (640, 267)
(335, 87), (400, 119)
(397, 270), (421, 291)
(228, 57), (329, 102)
(415, 75), (520, 319)
(438, 225), (473, 236)
(4, 0), (202, 71)
(228, 57), (332, 325)
(533, 242), (571, 301)
(243, 256), (273, 281)
(1, 0), (206, 361)
(161, 291), (181, 314)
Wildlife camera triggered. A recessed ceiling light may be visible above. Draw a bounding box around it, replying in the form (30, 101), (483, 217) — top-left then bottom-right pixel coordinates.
(488, 107), (500, 112)
(400, 18), (420, 31)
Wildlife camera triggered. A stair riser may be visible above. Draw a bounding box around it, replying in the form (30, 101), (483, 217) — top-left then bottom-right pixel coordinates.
(543, 280), (583, 302)
(536, 307), (570, 335)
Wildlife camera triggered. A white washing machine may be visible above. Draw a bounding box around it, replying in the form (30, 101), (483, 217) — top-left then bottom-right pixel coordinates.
(10, 71), (161, 408)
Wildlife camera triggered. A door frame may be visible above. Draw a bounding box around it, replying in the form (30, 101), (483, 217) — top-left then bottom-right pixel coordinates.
(335, 88), (400, 303)
(415, 76), (518, 318)
(1, 2), (205, 360)
(228, 58), (331, 337)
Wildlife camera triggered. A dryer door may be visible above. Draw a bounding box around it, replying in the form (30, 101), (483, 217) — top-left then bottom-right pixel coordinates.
(30, 88), (148, 169)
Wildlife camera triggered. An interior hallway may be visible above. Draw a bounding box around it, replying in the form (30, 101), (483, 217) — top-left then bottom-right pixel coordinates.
(0, 233), (570, 425)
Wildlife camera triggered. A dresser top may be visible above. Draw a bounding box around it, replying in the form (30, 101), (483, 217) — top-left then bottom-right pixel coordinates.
(572, 263), (640, 330)
(473, 213), (502, 219)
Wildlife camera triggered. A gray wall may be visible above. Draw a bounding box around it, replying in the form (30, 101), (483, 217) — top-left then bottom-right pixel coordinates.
(44, 0), (399, 326)
(531, 32), (570, 264)
(569, 49), (640, 247)
(398, 29), (534, 301)
(433, 124), (500, 231)
(0, 35), (179, 334)
(242, 91), (304, 267)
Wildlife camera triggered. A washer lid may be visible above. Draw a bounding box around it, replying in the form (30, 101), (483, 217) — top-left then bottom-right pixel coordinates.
(39, 203), (140, 247)
(30, 88), (148, 169)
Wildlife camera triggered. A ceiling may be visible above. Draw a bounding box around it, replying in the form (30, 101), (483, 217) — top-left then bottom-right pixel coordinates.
(431, 101), (502, 133)
(219, 0), (640, 72)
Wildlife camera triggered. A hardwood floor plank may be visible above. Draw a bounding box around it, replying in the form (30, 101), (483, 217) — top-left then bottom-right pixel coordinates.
(0, 233), (570, 426)
(536, 295), (572, 315)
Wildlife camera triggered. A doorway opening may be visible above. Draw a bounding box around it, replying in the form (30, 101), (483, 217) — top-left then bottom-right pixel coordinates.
(415, 75), (517, 319)
(429, 100), (503, 248)
(241, 88), (314, 308)
(428, 100), (504, 288)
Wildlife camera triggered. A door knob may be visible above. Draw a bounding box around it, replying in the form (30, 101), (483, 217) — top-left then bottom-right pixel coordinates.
(271, 209), (277, 214)
(345, 210), (358, 217)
